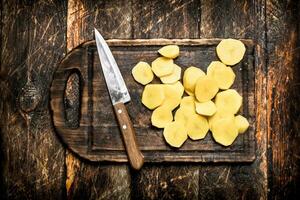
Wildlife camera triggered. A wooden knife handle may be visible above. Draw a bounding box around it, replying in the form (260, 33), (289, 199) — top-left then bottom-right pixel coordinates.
(113, 102), (144, 170)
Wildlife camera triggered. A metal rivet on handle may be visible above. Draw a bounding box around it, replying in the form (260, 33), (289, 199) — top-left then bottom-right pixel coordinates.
(122, 125), (127, 129)
(118, 109), (122, 114)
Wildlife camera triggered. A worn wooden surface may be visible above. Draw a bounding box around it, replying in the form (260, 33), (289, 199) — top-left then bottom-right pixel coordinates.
(0, 0), (67, 199)
(266, 1), (300, 198)
(0, 0), (299, 199)
(50, 39), (255, 163)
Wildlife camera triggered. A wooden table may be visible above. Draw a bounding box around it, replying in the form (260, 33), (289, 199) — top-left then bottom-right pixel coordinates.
(0, 0), (299, 199)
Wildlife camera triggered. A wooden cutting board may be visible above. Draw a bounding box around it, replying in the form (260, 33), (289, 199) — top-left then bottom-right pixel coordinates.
(50, 39), (255, 163)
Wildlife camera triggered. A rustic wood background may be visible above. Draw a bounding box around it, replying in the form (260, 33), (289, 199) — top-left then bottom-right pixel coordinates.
(0, 0), (299, 199)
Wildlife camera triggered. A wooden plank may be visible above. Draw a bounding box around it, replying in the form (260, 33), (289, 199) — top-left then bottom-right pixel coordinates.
(132, 165), (199, 199)
(0, 0), (67, 199)
(200, 0), (254, 38)
(0, 1), (4, 199)
(266, 0), (300, 198)
(65, 0), (131, 199)
(132, 0), (200, 39)
(131, 0), (200, 199)
(199, 0), (268, 199)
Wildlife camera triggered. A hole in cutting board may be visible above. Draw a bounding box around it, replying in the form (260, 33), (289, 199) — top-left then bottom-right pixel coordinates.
(64, 70), (82, 129)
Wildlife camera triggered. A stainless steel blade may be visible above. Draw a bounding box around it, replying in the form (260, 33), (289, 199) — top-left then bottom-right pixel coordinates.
(94, 28), (130, 105)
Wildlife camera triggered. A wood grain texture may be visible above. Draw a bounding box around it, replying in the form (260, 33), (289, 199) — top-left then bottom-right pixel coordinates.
(266, 0), (300, 198)
(0, 0), (67, 199)
(0, 1), (4, 199)
(65, 0), (131, 199)
(132, 165), (199, 199)
(132, 0), (200, 39)
(200, 0), (254, 38)
(198, 0), (268, 199)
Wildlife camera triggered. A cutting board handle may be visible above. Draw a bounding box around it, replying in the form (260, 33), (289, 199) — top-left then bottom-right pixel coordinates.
(50, 47), (91, 158)
(51, 66), (83, 130)
(51, 46), (144, 168)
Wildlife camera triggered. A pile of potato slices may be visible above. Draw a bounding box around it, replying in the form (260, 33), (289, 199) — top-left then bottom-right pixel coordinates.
(131, 39), (249, 148)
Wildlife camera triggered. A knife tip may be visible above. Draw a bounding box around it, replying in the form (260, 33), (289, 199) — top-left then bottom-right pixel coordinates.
(94, 27), (99, 34)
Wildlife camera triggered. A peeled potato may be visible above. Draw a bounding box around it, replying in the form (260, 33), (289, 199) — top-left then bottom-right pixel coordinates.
(186, 114), (209, 140)
(151, 106), (173, 128)
(195, 75), (219, 102)
(215, 89), (242, 114)
(158, 45), (180, 59)
(208, 111), (234, 130)
(195, 100), (217, 116)
(136, 39), (249, 148)
(162, 95), (181, 111)
(142, 84), (165, 109)
(132, 61), (154, 85)
(211, 117), (239, 146)
(207, 61), (235, 89)
(216, 39), (246, 66)
(180, 96), (196, 112)
(234, 115), (249, 133)
(171, 81), (185, 97)
(183, 66), (205, 95)
(174, 107), (194, 126)
(163, 121), (188, 148)
(151, 57), (174, 77)
(161, 82), (184, 110)
(160, 64), (182, 84)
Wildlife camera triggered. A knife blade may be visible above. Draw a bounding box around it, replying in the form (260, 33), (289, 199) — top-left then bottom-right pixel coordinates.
(94, 28), (144, 170)
(94, 29), (130, 105)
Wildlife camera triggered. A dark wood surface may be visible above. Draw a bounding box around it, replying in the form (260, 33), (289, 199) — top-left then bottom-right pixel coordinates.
(50, 39), (255, 163)
(0, 0), (299, 199)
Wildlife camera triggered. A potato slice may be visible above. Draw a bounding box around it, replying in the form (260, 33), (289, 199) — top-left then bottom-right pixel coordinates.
(163, 121), (188, 148)
(174, 107), (187, 123)
(161, 82), (184, 110)
(215, 89), (242, 114)
(186, 114), (209, 140)
(171, 81), (185, 97)
(151, 106), (173, 128)
(195, 75), (219, 102)
(216, 39), (246, 66)
(207, 61), (235, 89)
(162, 95), (181, 111)
(174, 107), (194, 126)
(208, 111), (234, 130)
(132, 61), (154, 85)
(195, 100), (217, 116)
(180, 96), (196, 112)
(158, 45), (180, 59)
(142, 84), (165, 109)
(160, 64), (182, 84)
(211, 117), (239, 146)
(234, 115), (249, 133)
(151, 57), (174, 77)
(183, 66), (205, 95)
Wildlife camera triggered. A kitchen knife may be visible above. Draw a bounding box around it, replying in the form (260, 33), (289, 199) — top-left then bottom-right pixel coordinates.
(94, 28), (144, 170)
